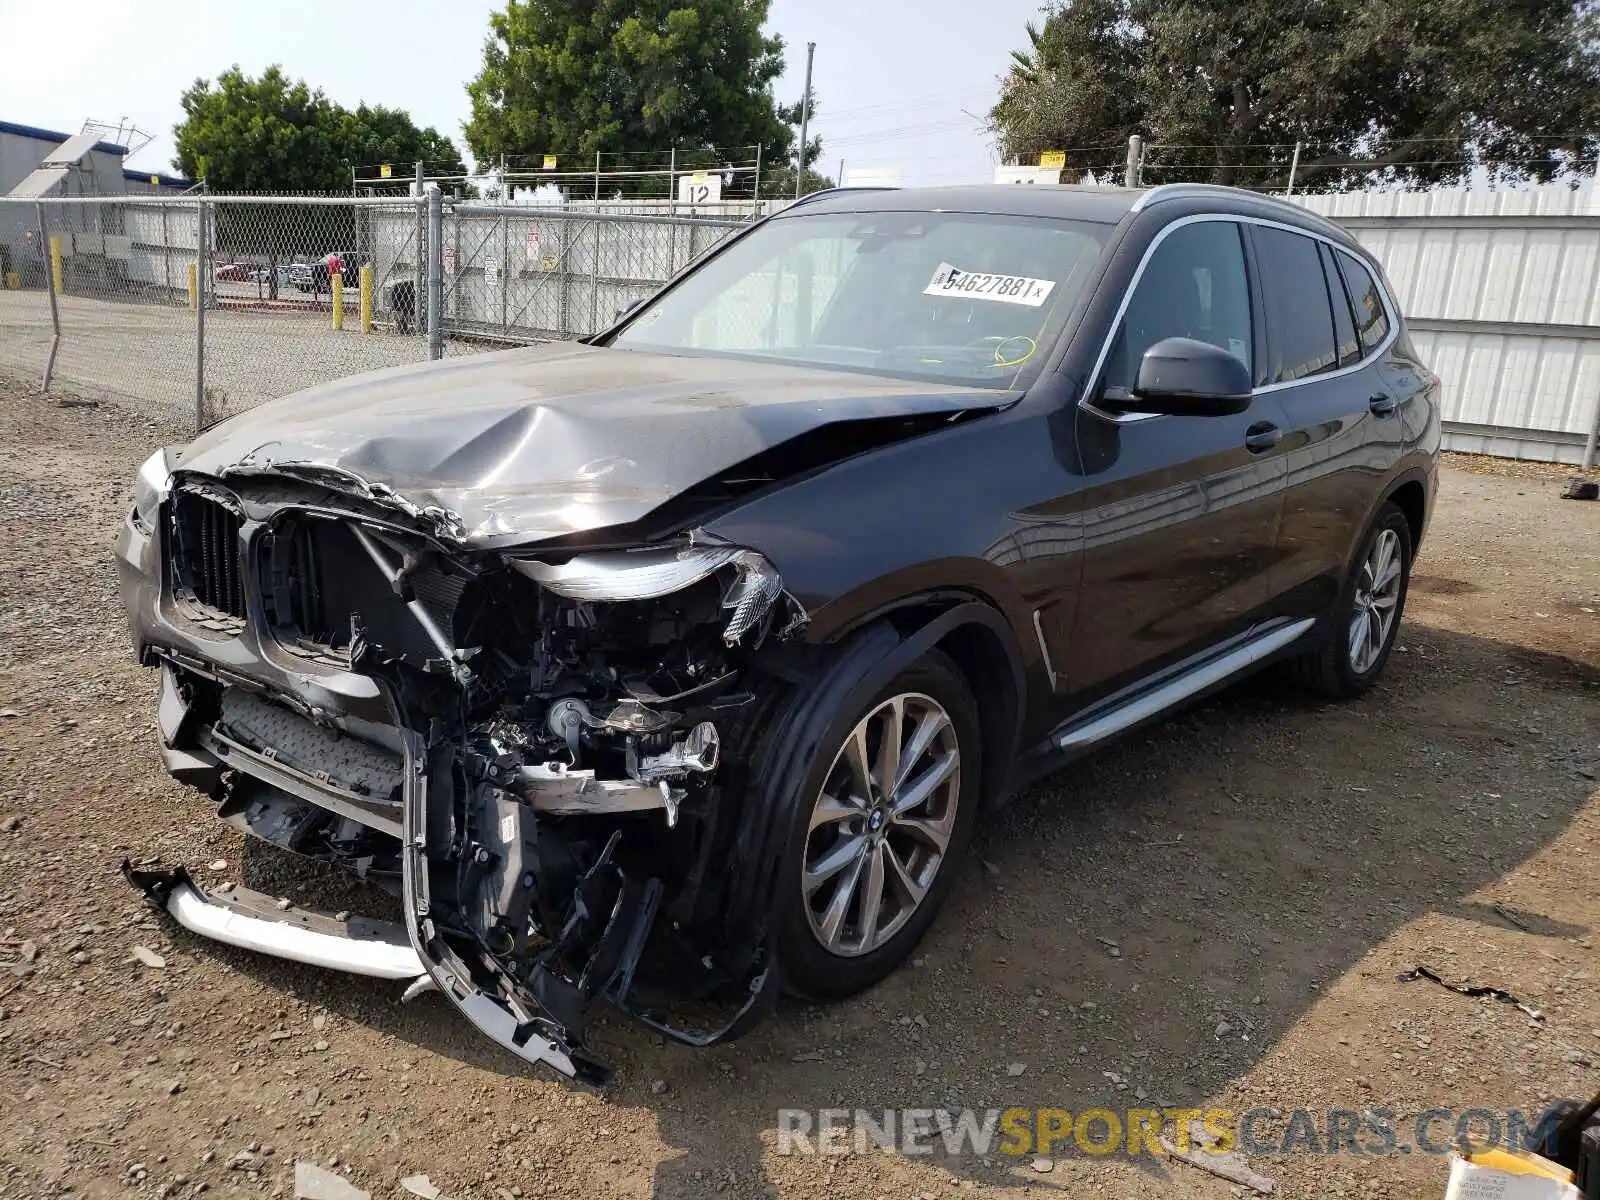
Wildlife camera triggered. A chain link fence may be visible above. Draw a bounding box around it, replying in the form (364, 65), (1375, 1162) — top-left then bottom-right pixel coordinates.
(435, 206), (747, 342)
(0, 192), (758, 432)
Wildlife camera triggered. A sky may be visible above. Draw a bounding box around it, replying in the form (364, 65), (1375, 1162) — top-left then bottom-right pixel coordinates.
(0, 0), (1045, 187)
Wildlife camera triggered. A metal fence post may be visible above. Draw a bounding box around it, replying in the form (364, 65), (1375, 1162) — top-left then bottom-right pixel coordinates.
(426, 184), (443, 360)
(589, 216), (600, 335)
(36, 203), (61, 391)
(160, 202), (172, 294)
(1583, 395), (1600, 470)
(414, 162), (425, 340)
(195, 198), (208, 431)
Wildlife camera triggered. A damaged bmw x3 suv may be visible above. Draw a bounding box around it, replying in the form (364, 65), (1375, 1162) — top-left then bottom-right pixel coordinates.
(117, 183), (1438, 1081)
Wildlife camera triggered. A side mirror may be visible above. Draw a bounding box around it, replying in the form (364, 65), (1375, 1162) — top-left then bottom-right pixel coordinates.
(614, 298), (644, 320)
(1101, 336), (1252, 416)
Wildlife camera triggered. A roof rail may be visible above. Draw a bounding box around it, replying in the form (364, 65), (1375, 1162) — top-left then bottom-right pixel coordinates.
(786, 185), (900, 210)
(1131, 180), (1327, 216)
(1129, 180), (1352, 234)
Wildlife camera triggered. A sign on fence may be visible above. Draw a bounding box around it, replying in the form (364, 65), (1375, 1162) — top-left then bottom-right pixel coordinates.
(677, 172), (722, 206)
(443, 247), (457, 274)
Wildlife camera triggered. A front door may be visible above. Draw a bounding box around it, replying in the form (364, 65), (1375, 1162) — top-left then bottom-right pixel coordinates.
(1059, 218), (1289, 700)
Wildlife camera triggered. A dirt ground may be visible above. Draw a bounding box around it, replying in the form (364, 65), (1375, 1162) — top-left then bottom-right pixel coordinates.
(0, 379), (1596, 1200)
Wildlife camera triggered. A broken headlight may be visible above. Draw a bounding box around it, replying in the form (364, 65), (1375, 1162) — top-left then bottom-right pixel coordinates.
(132, 447), (174, 532)
(512, 544), (787, 646)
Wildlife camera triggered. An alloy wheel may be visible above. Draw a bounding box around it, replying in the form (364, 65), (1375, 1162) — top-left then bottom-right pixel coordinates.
(801, 693), (962, 957)
(1348, 527), (1403, 674)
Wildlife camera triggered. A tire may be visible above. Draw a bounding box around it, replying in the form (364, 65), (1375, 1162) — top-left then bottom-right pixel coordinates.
(776, 649), (981, 1000)
(1290, 501), (1413, 698)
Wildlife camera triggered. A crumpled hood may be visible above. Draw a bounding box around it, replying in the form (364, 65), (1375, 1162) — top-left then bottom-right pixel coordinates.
(180, 342), (1004, 547)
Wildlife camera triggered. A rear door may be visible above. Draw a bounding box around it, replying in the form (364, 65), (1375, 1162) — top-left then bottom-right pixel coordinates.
(1253, 226), (1404, 613)
(1063, 218), (1290, 698)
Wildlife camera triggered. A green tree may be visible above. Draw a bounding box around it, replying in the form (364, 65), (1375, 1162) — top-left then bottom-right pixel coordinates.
(333, 104), (467, 183)
(991, 0), (1600, 191)
(465, 0), (817, 192)
(173, 66), (465, 193)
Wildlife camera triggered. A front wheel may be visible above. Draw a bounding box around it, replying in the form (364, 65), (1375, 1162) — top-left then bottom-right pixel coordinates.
(1291, 501), (1413, 697)
(777, 651), (980, 1000)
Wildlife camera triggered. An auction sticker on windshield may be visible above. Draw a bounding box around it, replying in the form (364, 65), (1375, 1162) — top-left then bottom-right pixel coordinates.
(924, 262), (1056, 307)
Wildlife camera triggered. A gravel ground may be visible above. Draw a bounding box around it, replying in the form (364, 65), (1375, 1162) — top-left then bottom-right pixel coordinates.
(1, 379), (1596, 1200)
(0, 291), (478, 430)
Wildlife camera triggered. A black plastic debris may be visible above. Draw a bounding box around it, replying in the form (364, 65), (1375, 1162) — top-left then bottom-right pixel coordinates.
(1395, 964), (1545, 1021)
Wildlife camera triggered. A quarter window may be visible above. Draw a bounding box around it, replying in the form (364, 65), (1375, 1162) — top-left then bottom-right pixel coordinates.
(1104, 220), (1252, 392)
(1336, 250), (1391, 355)
(1253, 226), (1338, 383)
(1320, 242), (1361, 367)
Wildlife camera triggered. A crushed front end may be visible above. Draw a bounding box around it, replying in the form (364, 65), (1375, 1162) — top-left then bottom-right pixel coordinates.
(116, 455), (806, 1082)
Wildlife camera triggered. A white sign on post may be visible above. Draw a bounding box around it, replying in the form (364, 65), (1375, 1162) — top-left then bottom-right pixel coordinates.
(525, 229), (540, 259)
(676, 171), (722, 206)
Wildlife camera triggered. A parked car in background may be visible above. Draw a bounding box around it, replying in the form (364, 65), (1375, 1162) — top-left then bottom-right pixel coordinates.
(214, 262), (250, 282)
(117, 183), (1439, 1084)
(288, 261), (314, 292)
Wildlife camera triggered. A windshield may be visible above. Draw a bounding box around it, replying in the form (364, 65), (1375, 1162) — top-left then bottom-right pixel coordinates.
(611, 209), (1110, 388)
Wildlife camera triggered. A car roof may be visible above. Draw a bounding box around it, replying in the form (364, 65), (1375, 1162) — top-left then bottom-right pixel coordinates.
(778, 182), (1358, 246)
(783, 184), (1144, 224)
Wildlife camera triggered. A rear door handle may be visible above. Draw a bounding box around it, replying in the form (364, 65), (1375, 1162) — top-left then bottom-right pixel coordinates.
(1369, 393), (1399, 416)
(1244, 422), (1282, 453)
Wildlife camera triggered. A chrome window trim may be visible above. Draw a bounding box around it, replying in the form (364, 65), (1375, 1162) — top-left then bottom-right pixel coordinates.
(1078, 212), (1401, 424)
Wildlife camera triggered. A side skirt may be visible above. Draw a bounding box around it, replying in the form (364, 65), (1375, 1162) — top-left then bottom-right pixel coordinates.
(1048, 616), (1318, 755)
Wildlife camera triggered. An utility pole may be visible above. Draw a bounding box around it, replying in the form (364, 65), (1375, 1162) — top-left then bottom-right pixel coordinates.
(1284, 141), (1302, 197)
(795, 41), (815, 200)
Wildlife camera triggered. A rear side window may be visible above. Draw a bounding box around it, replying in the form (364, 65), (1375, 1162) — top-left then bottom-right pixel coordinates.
(1320, 243), (1361, 367)
(1104, 220), (1252, 391)
(1252, 226), (1337, 383)
(1336, 250), (1391, 355)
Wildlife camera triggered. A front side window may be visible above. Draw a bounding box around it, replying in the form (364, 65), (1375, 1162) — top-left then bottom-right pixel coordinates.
(611, 211), (1109, 389)
(1253, 226), (1339, 383)
(1103, 220), (1252, 392)
(1336, 250), (1391, 355)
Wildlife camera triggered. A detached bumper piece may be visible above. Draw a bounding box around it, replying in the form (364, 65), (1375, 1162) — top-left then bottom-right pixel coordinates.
(122, 862), (424, 979)
(121, 853), (769, 1085)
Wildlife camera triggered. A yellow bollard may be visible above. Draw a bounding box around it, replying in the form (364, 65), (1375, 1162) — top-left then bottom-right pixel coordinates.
(187, 263), (197, 310)
(48, 236), (63, 294)
(331, 271), (344, 330)
(359, 264), (373, 333)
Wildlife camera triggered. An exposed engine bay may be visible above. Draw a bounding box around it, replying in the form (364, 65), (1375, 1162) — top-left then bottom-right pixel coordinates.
(128, 471), (810, 1083)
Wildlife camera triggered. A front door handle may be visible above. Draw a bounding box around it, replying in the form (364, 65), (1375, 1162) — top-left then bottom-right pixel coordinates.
(1369, 393), (1399, 417)
(1244, 422), (1282, 453)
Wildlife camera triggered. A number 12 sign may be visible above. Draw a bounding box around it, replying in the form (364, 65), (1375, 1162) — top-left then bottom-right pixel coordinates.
(676, 172), (722, 206)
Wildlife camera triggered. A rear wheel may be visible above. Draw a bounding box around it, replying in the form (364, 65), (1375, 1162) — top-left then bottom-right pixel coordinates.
(777, 651), (980, 999)
(1291, 501), (1413, 697)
